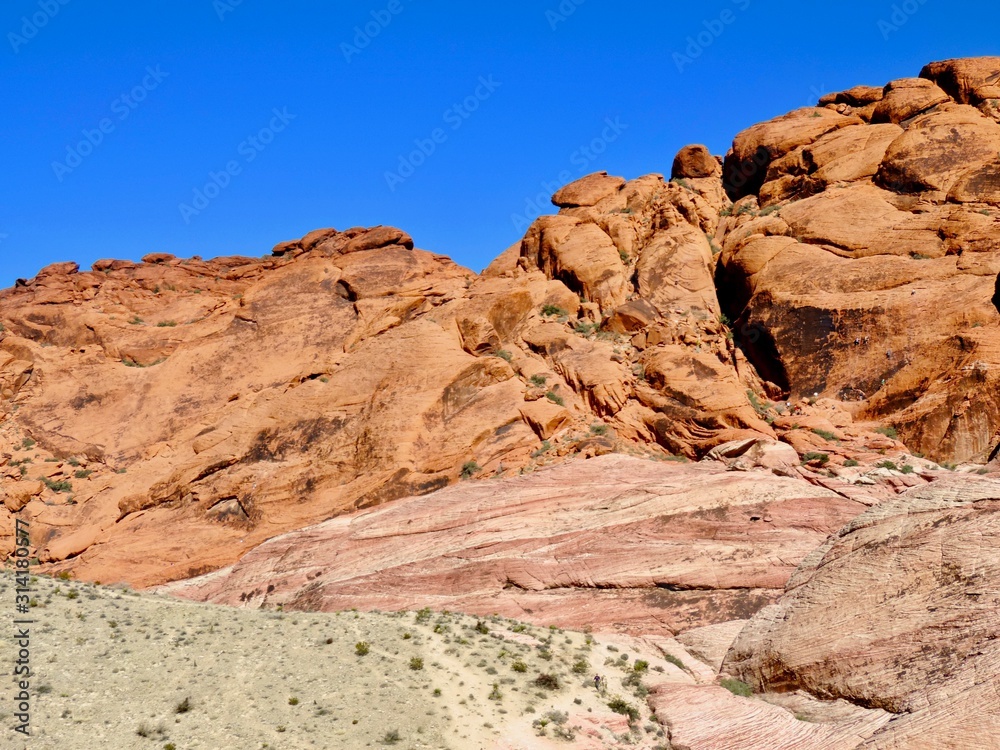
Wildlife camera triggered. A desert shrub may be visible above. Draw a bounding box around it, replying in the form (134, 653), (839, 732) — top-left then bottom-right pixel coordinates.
(492, 349), (513, 362)
(571, 658), (589, 674)
(721, 678), (753, 697)
(900, 464), (915, 474)
(41, 478), (73, 493)
(534, 673), (560, 690)
(531, 441), (552, 458)
(590, 423), (609, 436)
(874, 426), (898, 439)
(607, 696), (639, 721)
(460, 461), (481, 479)
(409, 657), (424, 670)
(541, 305), (567, 317)
(811, 428), (837, 441)
(802, 452), (829, 466)
(529, 374), (547, 387)
(877, 460), (898, 471)
(74, 469), (93, 479)
(545, 391), (565, 406)
(746, 390), (768, 417)
(488, 683), (502, 700)
(633, 659), (649, 673)
(415, 607), (432, 624)
(136, 722), (165, 739)
(175, 696), (191, 714)
(544, 710), (568, 725)
(843, 459), (859, 467)
(157, 320), (178, 327)
(381, 729), (402, 745)
(474, 620), (489, 634)
(511, 660), (528, 673)
(355, 641), (370, 656)
(664, 654), (686, 671)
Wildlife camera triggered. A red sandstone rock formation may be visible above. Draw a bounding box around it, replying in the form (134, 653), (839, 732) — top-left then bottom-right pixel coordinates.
(723, 474), (1000, 747)
(717, 56), (1000, 463)
(4, 56), (1000, 749)
(159, 454), (870, 636)
(2, 57), (999, 606)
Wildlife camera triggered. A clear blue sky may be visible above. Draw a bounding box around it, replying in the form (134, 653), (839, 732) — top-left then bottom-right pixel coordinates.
(1, 0), (996, 286)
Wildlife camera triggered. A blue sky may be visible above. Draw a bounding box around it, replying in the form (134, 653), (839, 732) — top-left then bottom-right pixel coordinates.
(1, 0), (996, 287)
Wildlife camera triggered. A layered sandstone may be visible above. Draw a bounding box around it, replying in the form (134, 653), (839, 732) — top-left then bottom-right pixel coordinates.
(0, 171), (793, 584)
(160, 454), (870, 637)
(724, 474), (1000, 747)
(3, 56), (1000, 597)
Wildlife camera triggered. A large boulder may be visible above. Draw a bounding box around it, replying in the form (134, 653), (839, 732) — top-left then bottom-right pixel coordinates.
(672, 144), (719, 179)
(724, 475), (1000, 747)
(551, 171), (625, 208)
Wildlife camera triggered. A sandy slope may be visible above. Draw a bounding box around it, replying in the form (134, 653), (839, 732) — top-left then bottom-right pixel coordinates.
(0, 572), (673, 749)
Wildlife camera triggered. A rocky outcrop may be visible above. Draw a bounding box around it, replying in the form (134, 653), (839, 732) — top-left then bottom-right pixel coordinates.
(159, 454), (869, 636)
(717, 56), (1000, 463)
(4, 56), (1000, 598)
(6, 57), (1000, 750)
(0, 169), (797, 583)
(722, 474), (1000, 747)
